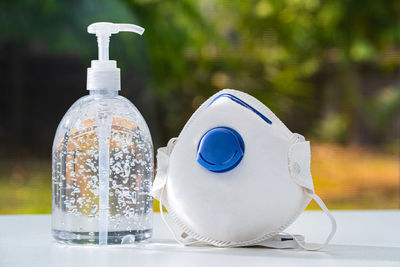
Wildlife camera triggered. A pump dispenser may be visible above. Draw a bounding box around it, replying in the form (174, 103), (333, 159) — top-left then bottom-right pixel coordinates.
(86, 22), (144, 91)
(52, 22), (153, 245)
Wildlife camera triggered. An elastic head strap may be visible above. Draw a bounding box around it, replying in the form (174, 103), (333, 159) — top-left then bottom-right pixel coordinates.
(281, 192), (337, 251)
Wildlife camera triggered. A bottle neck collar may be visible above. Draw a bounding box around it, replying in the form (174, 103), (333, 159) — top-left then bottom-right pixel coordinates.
(89, 90), (118, 97)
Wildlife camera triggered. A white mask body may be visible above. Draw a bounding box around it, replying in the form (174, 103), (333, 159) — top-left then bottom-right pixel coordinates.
(153, 89), (335, 249)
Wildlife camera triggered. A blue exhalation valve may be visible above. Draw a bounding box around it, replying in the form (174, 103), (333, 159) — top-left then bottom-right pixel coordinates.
(197, 127), (245, 173)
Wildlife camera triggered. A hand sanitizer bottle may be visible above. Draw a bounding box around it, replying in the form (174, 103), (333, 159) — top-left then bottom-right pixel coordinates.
(52, 22), (153, 245)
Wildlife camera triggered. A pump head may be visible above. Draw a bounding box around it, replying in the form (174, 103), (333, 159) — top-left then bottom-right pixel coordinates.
(86, 22), (145, 91)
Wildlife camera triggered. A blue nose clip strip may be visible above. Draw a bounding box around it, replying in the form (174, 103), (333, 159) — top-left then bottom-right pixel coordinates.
(197, 127), (245, 173)
(207, 93), (272, 125)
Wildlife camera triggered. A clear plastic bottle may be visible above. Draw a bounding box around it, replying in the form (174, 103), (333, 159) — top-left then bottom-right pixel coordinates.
(52, 23), (153, 245)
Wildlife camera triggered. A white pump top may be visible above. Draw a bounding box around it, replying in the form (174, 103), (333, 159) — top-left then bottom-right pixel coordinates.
(86, 22), (145, 91)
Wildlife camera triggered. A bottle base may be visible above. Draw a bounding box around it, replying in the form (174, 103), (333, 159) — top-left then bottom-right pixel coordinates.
(52, 229), (152, 245)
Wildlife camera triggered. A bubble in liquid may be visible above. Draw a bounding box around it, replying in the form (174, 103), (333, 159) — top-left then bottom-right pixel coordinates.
(122, 187), (130, 197)
(91, 205), (98, 213)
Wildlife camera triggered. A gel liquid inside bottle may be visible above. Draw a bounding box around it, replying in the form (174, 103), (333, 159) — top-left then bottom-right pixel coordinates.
(52, 22), (153, 245)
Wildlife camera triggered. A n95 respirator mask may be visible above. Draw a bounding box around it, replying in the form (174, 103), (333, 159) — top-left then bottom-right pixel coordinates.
(152, 89), (336, 250)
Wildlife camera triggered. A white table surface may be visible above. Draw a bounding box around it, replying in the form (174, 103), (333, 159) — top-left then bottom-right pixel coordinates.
(0, 211), (399, 267)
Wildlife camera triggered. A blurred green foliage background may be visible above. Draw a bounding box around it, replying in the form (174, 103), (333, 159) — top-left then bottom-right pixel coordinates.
(0, 0), (399, 213)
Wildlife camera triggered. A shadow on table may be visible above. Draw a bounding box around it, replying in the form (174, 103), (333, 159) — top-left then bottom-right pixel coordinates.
(120, 239), (400, 262)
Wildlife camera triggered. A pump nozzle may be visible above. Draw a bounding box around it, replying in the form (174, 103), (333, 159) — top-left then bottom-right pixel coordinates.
(86, 22), (145, 91)
(88, 22), (145, 61)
